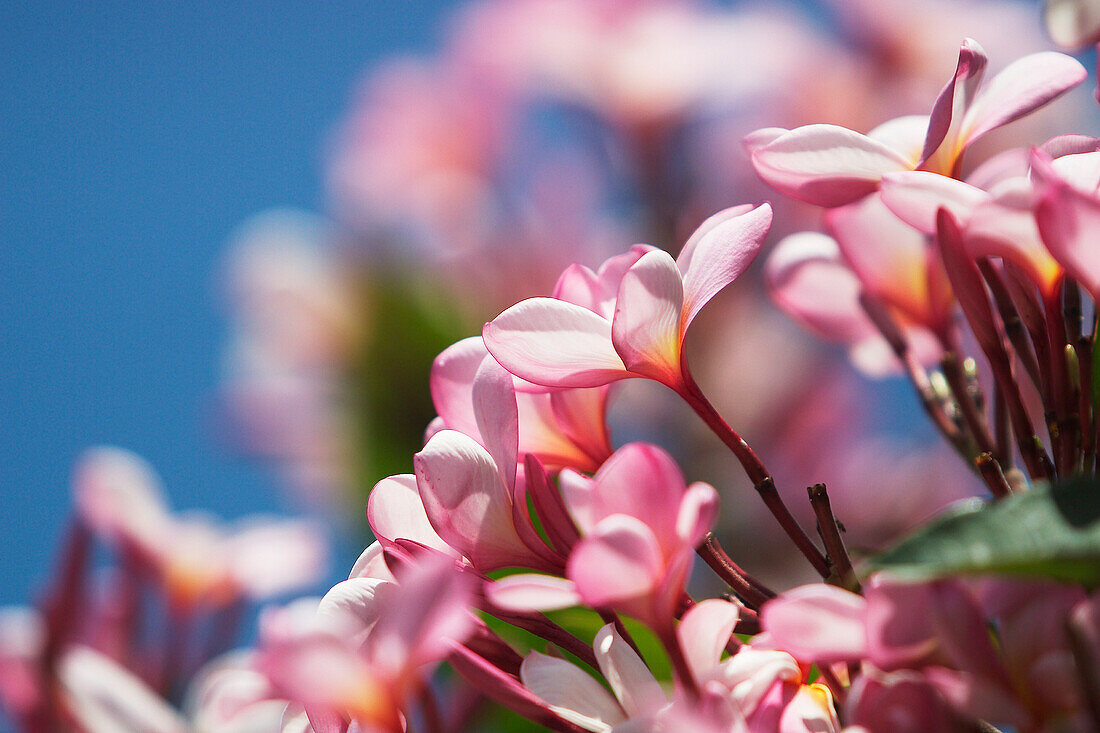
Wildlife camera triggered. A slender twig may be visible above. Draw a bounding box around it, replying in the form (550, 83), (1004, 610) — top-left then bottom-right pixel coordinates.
(975, 452), (1012, 500)
(677, 370), (829, 577)
(807, 484), (857, 590)
(697, 533), (774, 608)
(979, 261), (1043, 391)
(941, 351), (999, 461)
(860, 295), (970, 457)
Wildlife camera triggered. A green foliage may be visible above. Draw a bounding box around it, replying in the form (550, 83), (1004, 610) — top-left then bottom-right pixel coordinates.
(867, 476), (1100, 586)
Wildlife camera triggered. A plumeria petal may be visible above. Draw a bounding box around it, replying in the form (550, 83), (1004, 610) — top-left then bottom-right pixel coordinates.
(611, 250), (685, 386)
(227, 519), (327, 600)
(675, 482), (720, 549)
(593, 443), (687, 540)
(920, 38), (987, 170)
(366, 555), (476, 674)
(761, 584), (868, 664)
(960, 52), (1086, 148)
(316, 578), (393, 637)
(366, 475), (454, 556)
(593, 624), (667, 717)
(414, 430), (541, 571)
(58, 647), (188, 733)
(567, 515), (664, 610)
(429, 336), (486, 439)
(965, 178), (1062, 297)
(348, 541), (396, 582)
(826, 194), (948, 328)
(520, 652), (625, 732)
(487, 574), (582, 612)
(484, 298), (628, 388)
(472, 356), (519, 491)
(867, 116), (928, 164)
(765, 232), (877, 344)
(678, 599), (741, 682)
(549, 387), (612, 470)
(751, 124), (911, 207)
(879, 171), (990, 235)
(677, 203), (772, 334)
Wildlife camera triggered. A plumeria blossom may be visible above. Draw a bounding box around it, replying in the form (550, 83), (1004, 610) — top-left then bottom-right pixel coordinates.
(1044, 0), (1100, 48)
(761, 576), (1093, 730)
(765, 206), (947, 376)
(488, 442), (717, 630)
(260, 555), (477, 733)
(429, 336), (612, 474)
(748, 39), (1085, 207)
(518, 602), (838, 733)
(370, 353), (565, 573)
(58, 646), (290, 733)
(483, 203), (772, 393)
(73, 447), (327, 610)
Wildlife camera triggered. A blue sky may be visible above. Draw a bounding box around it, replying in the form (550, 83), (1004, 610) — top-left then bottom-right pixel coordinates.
(0, 1), (454, 605)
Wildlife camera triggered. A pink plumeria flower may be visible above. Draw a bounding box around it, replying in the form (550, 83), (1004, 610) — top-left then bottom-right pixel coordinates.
(748, 39), (1085, 207)
(766, 221), (945, 377)
(260, 555), (476, 733)
(483, 203), (772, 393)
(73, 447), (327, 610)
(488, 442), (717, 629)
(370, 352), (564, 573)
(678, 599), (839, 732)
(430, 336), (612, 474)
(879, 137), (1100, 302)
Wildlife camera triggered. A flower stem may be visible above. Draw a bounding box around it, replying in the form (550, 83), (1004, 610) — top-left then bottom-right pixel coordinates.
(806, 484), (857, 590)
(677, 371), (829, 577)
(697, 532), (775, 608)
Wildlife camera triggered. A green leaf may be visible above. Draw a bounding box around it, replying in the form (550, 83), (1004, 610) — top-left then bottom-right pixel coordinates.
(866, 476), (1100, 586)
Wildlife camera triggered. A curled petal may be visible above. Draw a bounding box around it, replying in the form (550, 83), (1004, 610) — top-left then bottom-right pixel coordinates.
(429, 337), (486, 438)
(678, 599), (741, 682)
(677, 203), (772, 334)
(72, 447), (170, 554)
(366, 475), (454, 556)
(761, 584), (868, 664)
(675, 482), (719, 549)
(751, 124), (910, 207)
(484, 298), (628, 389)
(414, 431), (537, 571)
(611, 251), (685, 387)
(472, 356), (519, 491)
(921, 39), (987, 169)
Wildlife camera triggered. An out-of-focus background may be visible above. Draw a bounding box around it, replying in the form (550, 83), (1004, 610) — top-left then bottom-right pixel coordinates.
(1, 2), (453, 604)
(2, 0), (1092, 682)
